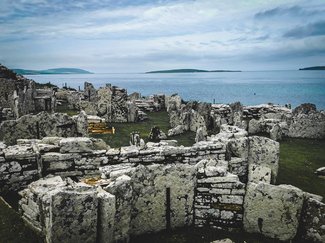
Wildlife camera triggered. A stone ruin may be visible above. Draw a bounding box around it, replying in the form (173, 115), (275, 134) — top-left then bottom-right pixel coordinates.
(56, 82), (141, 123)
(166, 95), (325, 140)
(0, 64), (56, 120)
(0, 111), (88, 145)
(0, 125), (324, 242)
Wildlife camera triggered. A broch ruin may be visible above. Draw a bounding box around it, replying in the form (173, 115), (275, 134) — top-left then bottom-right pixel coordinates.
(0, 64), (324, 243)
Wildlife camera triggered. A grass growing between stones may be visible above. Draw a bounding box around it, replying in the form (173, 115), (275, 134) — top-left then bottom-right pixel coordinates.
(90, 111), (196, 148)
(277, 138), (325, 200)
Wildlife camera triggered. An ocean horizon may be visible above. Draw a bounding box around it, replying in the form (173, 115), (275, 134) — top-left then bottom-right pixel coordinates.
(27, 70), (325, 109)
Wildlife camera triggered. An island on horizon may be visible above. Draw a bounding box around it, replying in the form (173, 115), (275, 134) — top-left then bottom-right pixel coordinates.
(13, 68), (93, 75)
(299, 66), (325, 71)
(146, 68), (241, 73)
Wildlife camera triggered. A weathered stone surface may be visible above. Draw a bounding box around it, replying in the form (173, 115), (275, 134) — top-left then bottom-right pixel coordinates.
(97, 187), (116, 243)
(19, 177), (99, 243)
(0, 112), (83, 145)
(51, 187), (98, 243)
(165, 94), (182, 112)
(227, 137), (249, 159)
(3, 145), (36, 160)
(300, 198), (325, 243)
(74, 110), (89, 136)
(244, 183), (304, 241)
(248, 136), (279, 183)
(195, 126), (207, 143)
(288, 111), (325, 138)
(60, 137), (94, 153)
(315, 167), (325, 177)
(248, 118), (263, 134)
(104, 175), (133, 242)
(248, 165), (271, 183)
(269, 123), (282, 141)
(293, 103), (316, 115)
(126, 101), (138, 122)
(211, 238), (234, 243)
(59, 137), (107, 153)
(130, 163), (196, 235)
(168, 125), (186, 136)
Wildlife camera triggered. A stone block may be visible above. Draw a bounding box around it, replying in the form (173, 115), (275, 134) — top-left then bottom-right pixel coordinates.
(50, 187), (98, 243)
(59, 137), (94, 153)
(248, 136), (279, 183)
(248, 164), (271, 183)
(244, 183), (304, 241)
(300, 198), (325, 243)
(97, 188), (116, 243)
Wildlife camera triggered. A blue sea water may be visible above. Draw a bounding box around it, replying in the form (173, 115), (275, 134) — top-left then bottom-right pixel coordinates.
(26, 70), (325, 109)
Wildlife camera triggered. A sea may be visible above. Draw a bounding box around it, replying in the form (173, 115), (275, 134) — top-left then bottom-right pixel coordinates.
(26, 70), (325, 109)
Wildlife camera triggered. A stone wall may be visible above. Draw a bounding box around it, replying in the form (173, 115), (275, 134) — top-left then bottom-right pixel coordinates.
(0, 64), (56, 119)
(167, 98), (325, 140)
(194, 159), (245, 229)
(0, 111), (88, 145)
(76, 83), (139, 123)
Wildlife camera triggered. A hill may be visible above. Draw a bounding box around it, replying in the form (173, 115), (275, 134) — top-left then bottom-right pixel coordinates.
(13, 68), (93, 75)
(299, 66), (325, 70)
(146, 69), (241, 73)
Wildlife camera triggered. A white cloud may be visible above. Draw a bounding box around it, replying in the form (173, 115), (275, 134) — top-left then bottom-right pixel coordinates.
(0, 0), (324, 71)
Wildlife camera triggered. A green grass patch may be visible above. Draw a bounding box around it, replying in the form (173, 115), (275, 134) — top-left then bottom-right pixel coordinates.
(55, 104), (79, 116)
(91, 111), (196, 148)
(0, 197), (43, 243)
(277, 138), (325, 199)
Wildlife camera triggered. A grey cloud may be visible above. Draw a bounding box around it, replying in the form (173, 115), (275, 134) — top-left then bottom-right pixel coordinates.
(283, 21), (325, 38)
(255, 5), (319, 19)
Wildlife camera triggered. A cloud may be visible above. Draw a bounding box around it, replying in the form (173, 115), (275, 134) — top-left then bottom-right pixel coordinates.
(254, 5), (318, 19)
(0, 0), (325, 71)
(283, 21), (325, 38)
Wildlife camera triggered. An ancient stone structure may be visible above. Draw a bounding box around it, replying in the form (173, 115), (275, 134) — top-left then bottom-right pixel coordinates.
(166, 96), (210, 137)
(0, 125), (323, 242)
(76, 83), (139, 123)
(0, 64), (56, 120)
(0, 111), (88, 145)
(166, 95), (325, 140)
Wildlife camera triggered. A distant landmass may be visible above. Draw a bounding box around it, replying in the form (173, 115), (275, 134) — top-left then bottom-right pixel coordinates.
(299, 66), (325, 71)
(13, 68), (93, 75)
(146, 69), (241, 73)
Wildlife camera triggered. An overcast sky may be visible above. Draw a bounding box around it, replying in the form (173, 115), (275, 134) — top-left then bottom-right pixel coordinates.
(0, 0), (324, 72)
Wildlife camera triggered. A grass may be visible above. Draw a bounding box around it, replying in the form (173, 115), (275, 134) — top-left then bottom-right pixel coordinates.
(55, 104), (79, 116)
(90, 111), (196, 148)
(0, 197), (43, 243)
(277, 138), (325, 200)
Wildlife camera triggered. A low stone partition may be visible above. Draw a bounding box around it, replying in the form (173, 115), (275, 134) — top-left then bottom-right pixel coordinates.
(0, 137), (108, 193)
(0, 142), (39, 192)
(18, 176), (114, 243)
(194, 159), (245, 229)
